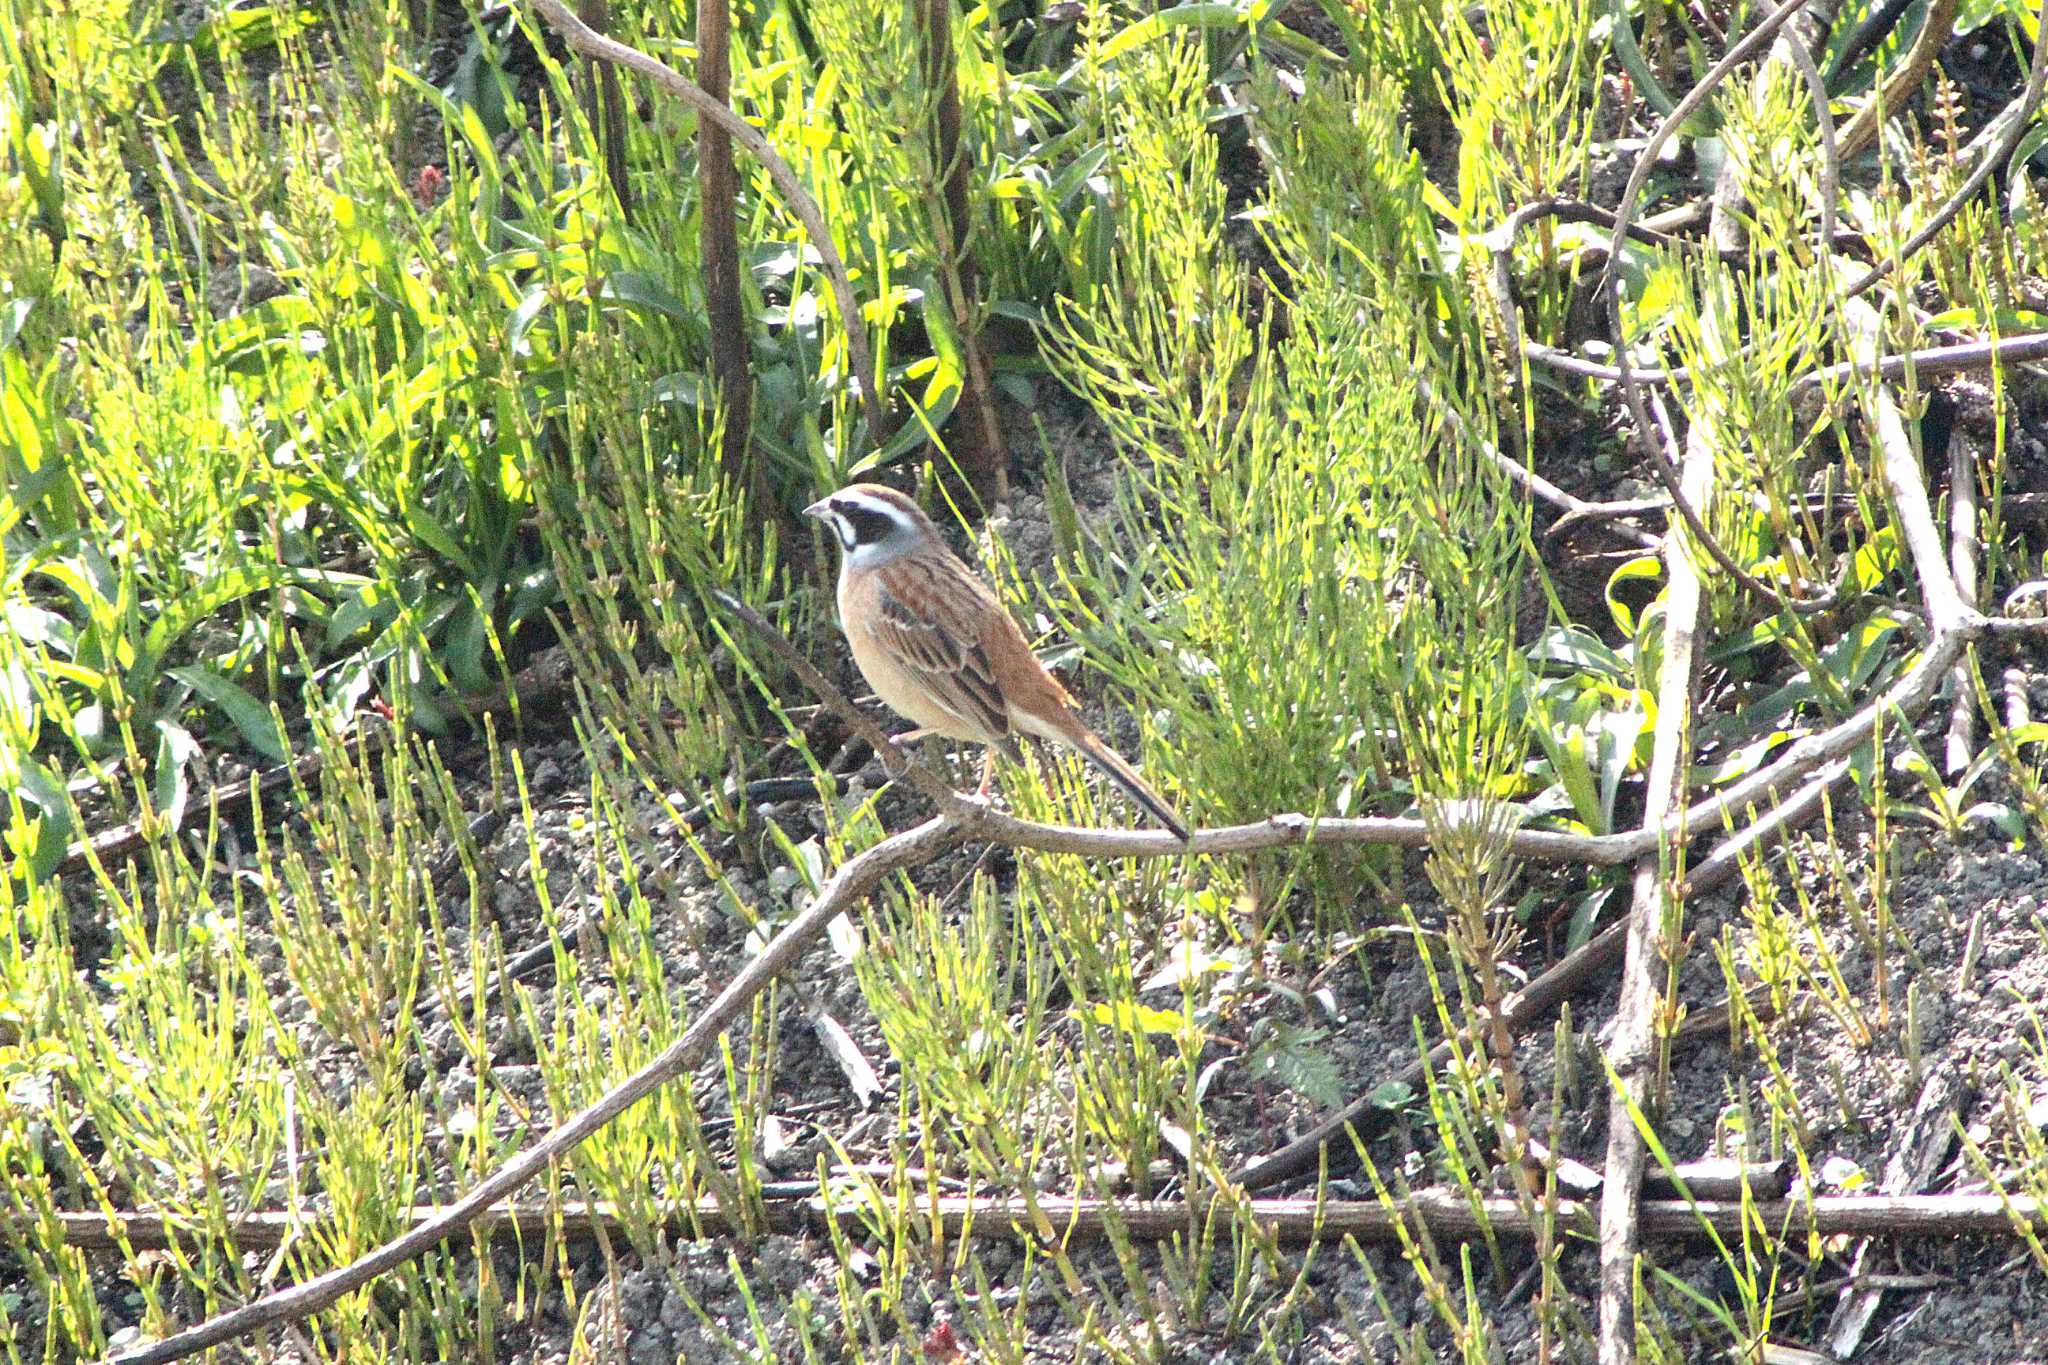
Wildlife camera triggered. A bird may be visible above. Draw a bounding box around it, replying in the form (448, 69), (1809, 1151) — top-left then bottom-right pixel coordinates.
(804, 483), (1190, 841)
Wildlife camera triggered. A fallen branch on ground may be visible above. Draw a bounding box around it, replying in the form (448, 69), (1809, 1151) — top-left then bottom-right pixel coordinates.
(97, 531), (2039, 1364)
(58, 1190), (2048, 1258)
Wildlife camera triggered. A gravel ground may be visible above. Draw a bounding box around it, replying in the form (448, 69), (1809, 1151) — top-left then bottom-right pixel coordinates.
(28, 15), (2048, 1358)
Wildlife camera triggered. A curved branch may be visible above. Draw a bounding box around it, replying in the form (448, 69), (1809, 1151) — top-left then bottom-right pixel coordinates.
(110, 551), (2004, 1362)
(1528, 330), (2048, 390)
(1834, 0), (1963, 161)
(1602, 0), (1840, 616)
(1845, 0), (2048, 297)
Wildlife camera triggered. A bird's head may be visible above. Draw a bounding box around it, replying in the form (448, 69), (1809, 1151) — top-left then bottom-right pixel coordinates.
(803, 484), (933, 567)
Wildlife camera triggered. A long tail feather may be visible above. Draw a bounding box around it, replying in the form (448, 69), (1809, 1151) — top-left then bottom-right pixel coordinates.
(1072, 731), (1190, 842)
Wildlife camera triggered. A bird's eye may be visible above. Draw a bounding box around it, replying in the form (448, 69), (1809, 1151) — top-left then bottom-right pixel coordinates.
(841, 505), (898, 548)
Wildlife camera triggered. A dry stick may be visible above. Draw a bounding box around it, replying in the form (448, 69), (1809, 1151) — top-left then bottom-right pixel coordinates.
(60, 753), (318, 878)
(1711, 1), (1842, 251)
(1830, 0), (1929, 87)
(1802, 331), (2048, 390)
(1846, 302), (1973, 631)
(524, 0), (893, 447)
(1418, 373), (1659, 551)
(1946, 426), (1983, 774)
(1845, 0), (2048, 300)
(1604, 0), (1839, 616)
(1596, 279), (1715, 1365)
(721, 595), (2009, 870)
(108, 585), (2030, 1359)
(1541, 33), (1843, 532)
(1833, 0), (1963, 161)
(60, 647), (582, 878)
(45, 1191), (2048, 1255)
(1599, 8), (1843, 1355)
(1823, 1068), (1971, 1358)
(1529, 328), (2048, 391)
(1522, 0), (2039, 387)
(1798, 294), (1991, 1358)
(1779, 23), (1841, 260)
(706, 591), (967, 812)
(736, 575), (1999, 873)
(105, 810), (977, 1365)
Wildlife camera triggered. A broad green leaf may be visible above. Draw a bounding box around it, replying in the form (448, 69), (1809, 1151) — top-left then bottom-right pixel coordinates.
(167, 665), (290, 764)
(1527, 625), (1632, 681)
(9, 755), (73, 881)
(1605, 555), (1663, 636)
(1083, 1000), (1188, 1037)
(603, 272), (690, 319)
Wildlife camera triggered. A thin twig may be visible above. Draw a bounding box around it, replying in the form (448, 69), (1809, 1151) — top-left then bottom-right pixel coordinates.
(920, 0), (1011, 500)
(1234, 748), (1853, 1194)
(1823, 1068), (1970, 1357)
(1527, 329), (2048, 391)
(62, 644), (584, 879)
(1780, 29), (1840, 259)
(1843, 298), (1974, 631)
(1599, 12), (1842, 1354)
(1598, 269), (1716, 1365)
(109, 568), (2014, 1359)
(60, 751), (322, 878)
(708, 590), (967, 811)
(1834, 0), (1963, 161)
(1829, 0), (1928, 84)
(1418, 374), (1659, 550)
(1604, 0), (1840, 617)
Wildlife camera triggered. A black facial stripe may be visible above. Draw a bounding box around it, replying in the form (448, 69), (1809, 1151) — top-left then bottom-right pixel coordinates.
(838, 503), (901, 549)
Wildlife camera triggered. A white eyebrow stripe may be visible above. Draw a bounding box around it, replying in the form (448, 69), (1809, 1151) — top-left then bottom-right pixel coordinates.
(826, 492), (920, 568)
(833, 490), (909, 520)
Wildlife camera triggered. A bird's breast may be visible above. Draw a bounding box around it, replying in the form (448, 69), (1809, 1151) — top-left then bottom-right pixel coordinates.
(838, 569), (985, 740)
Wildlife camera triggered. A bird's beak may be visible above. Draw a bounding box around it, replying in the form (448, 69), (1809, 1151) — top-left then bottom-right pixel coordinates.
(802, 497), (831, 520)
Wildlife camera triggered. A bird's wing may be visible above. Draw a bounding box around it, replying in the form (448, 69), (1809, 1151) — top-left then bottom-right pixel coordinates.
(870, 556), (1013, 744)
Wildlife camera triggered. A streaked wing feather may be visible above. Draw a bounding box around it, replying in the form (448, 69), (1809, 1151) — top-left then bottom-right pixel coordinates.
(873, 563), (1011, 742)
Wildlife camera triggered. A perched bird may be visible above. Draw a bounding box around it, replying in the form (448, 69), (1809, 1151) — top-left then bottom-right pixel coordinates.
(804, 483), (1189, 841)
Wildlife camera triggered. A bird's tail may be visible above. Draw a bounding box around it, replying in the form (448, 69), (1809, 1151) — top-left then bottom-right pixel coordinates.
(1071, 730), (1191, 842)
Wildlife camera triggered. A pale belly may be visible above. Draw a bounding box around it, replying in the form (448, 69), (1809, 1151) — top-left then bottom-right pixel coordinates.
(844, 613), (992, 742)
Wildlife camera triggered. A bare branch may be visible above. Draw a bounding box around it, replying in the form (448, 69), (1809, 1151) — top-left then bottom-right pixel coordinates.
(1599, 257), (1717, 1365)
(62, 1189), (2048, 1262)
(1529, 329), (2048, 390)
(709, 590), (968, 811)
(1845, 3), (2048, 298)
(1946, 425), (1984, 773)
(1833, 0), (1963, 160)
